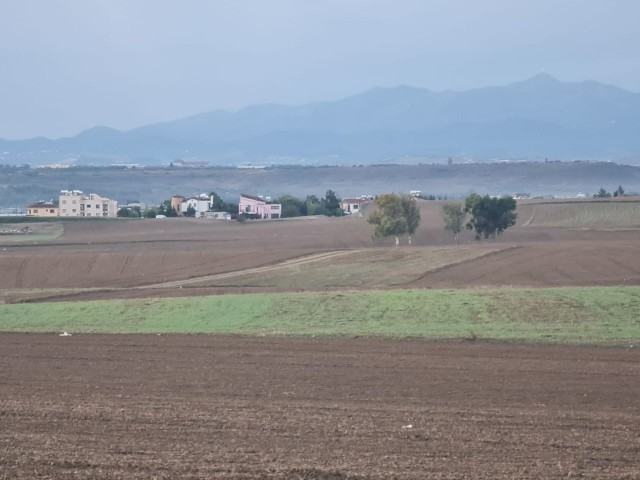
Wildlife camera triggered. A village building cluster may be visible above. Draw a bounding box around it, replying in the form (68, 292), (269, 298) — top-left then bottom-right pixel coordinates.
(27, 190), (118, 218)
(25, 190), (376, 219)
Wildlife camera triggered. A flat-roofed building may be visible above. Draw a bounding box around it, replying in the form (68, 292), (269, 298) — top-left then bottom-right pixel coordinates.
(340, 198), (371, 215)
(59, 190), (118, 218)
(26, 202), (59, 217)
(239, 194), (281, 219)
(171, 194), (212, 217)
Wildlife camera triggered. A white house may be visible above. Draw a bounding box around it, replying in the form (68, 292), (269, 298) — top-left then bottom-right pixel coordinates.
(59, 190), (118, 218)
(340, 198), (371, 215)
(171, 194), (212, 217)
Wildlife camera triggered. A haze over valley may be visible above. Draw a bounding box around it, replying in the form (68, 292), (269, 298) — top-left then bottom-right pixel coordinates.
(2, 74), (640, 167)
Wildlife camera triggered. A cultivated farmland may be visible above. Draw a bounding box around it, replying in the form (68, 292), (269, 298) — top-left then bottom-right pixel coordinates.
(1, 198), (639, 479)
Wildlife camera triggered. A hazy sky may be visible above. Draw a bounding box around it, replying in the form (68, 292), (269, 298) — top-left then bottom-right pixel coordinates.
(2, 0), (639, 139)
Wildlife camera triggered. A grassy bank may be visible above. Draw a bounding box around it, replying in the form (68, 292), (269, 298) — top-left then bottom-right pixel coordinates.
(1, 287), (639, 345)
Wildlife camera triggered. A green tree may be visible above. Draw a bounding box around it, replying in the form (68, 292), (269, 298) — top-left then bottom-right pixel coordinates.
(323, 189), (342, 216)
(208, 192), (225, 211)
(306, 195), (323, 215)
(442, 203), (466, 244)
(158, 199), (178, 217)
(117, 207), (132, 218)
(186, 205), (197, 217)
(367, 194), (420, 246)
(613, 185), (625, 197)
(117, 207), (141, 218)
(464, 194), (517, 240)
(208, 191), (239, 214)
(144, 209), (157, 218)
(277, 195), (306, 217)
(400, 195), (421, 245)
(593, 188), (611, 198)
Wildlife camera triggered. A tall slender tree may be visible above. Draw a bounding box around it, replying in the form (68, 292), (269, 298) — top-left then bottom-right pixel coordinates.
(401, 195), (421, 245)
(442, 203), (466, 244)
(368, 194), (420, 246)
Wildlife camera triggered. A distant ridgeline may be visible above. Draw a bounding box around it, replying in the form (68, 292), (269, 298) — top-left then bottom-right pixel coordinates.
(1, 74), (640, 166)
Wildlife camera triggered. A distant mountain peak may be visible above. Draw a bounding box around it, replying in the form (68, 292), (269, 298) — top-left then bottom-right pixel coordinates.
(514, 73), (561, 87)
(529, 72), (559, 81)
(74, 125), (122, 139)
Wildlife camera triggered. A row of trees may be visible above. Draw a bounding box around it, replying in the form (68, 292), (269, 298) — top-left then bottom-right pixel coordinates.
(367, 193), (517, 245)
(441, 194), (517, 242)
(277, 190), (343, 218)
(593, 185), (625, 198)
(117, 206), (157, 218)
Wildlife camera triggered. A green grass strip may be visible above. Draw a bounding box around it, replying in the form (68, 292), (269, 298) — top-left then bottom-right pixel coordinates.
(1, 287), (639, 345)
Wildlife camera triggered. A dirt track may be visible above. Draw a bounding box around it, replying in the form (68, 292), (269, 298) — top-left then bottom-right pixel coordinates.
(1, 334), (639, 479)
(142, 249), (362, 289)
(2, 205), (640, 298)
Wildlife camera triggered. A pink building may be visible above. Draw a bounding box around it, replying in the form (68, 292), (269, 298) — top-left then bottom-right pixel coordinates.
(239, 194), (281, 219)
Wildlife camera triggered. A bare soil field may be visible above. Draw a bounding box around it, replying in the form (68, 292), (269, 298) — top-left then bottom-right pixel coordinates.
(410, 240), (640, 289)
(0, 216), (371, 291)
(1, 334), (638, 479)
(0, 222), (63, 244)
(2, 201), (640, 480)
(2, 199), (640, 300)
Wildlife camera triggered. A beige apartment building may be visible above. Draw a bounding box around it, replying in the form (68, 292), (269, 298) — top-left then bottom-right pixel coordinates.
(59, 190), (118, 218)
(26, 202), (59, 217)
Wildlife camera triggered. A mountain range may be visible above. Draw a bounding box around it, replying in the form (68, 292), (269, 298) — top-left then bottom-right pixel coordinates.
(2, 74), (640, 166)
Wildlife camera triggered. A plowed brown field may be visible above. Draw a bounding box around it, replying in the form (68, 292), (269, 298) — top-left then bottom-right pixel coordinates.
(2, 201), (640, 479)
(2, 334), (639, 479)
(2, 200), (640, 299)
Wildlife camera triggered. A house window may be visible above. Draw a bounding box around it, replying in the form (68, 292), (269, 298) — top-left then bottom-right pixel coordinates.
(271, 205), (279, 210)
(49, 209), (55, 213)
(353, 204), (359, 210)
(96, 204), (100, 209)
(34, 209), (39, 213)
(72, 209), (76, 213)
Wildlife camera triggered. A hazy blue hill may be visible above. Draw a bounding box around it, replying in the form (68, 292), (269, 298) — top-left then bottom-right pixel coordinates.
(4, 162), (640, 207)
(2, 74), (640, 165)
(131, 110), (235, 142)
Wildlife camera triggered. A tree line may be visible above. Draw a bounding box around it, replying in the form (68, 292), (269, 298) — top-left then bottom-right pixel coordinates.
(593, 185), (625, 198)
(366, 193), (517, 245)
(276, 190), (343, 217)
